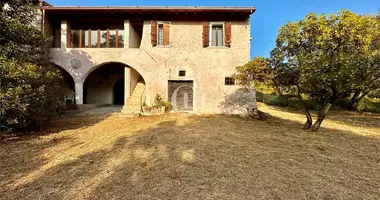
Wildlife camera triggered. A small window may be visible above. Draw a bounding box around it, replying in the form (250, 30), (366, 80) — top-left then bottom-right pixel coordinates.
(225, 77), (235, 85)
(157, 22), (170, 46)
(211, 24), (224, 47)
(179, 70), (186, 77)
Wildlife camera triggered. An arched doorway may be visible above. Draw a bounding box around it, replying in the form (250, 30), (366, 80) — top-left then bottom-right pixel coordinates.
(113, 78), (124, 105)
(83, 62), (146, 107)
(53, 64), (75, 104)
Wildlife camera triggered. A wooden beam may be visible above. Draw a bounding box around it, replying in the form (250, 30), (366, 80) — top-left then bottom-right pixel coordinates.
(106, 29), (109, 48)
(79, 29), (82, 48)
(116, 29), (119, 48)
(70, 30), (73, 48)
(88, 29), (91, 47)
(97, 29), (100, 48)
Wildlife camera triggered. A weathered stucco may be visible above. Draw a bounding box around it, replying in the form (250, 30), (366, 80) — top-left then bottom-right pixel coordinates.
(51, 19), (252, 114)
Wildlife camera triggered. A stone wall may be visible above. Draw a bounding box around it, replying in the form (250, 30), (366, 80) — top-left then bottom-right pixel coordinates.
(50, 19), (252, 113)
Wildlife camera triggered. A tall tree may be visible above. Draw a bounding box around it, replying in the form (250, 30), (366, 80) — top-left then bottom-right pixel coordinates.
(235, 10), (380, 131)
(276, 10), (380, 131)
(0, 0), (65, 130)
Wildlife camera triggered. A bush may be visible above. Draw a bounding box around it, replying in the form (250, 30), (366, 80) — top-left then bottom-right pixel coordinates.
(357, 98), (380, 113)
(333, 98), (352, 110)
(256, 91), (264, 102)
(152, 94), (173, 112)
(263, 94), (288, 107)
(0, 60), (65, 131)
(287, 97), (318, 110)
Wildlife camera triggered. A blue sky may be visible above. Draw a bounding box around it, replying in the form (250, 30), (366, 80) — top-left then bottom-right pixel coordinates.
(48, 0), (380, 59)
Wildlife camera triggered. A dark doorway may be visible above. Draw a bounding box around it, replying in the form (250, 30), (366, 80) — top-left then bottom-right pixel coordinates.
(168, 80), (194, 111)
(113, 78), (124, 105)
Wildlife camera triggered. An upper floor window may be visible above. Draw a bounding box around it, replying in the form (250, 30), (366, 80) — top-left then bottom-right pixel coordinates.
(70, 27), (124, 48)
(211, 24), (224, 47)
(152, 21), (170, 46)
(203, 22), (232, 48)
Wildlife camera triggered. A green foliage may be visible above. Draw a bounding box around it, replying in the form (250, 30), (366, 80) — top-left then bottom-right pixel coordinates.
(288, 97), (318, 110)
(263, 94), (288, 107)
(256, 91), (264, 102)
(276, 10), (380, 105)
(152, 94), (173, 112)
(357, 98), (380, 113)
(0, 59), (65, 130)
(0, 0), (66, 131)
(333, 98), (352, 110)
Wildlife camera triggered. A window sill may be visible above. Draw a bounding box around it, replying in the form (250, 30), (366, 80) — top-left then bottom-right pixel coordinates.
(206, 46), (231, 49)
(154, 45), (172, 48)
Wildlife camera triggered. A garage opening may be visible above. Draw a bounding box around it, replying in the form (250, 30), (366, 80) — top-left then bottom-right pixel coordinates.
(84, 63), (125, 105)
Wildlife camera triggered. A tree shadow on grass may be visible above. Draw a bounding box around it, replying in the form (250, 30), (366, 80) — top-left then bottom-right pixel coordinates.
(261, 104), (380, 130)
(1, 113), (380, 199)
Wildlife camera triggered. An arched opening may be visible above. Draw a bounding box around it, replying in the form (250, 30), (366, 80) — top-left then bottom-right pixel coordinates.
(113, 78), (124, 105)
(53, 64), (75, 105)
(83, 62), (146, 108)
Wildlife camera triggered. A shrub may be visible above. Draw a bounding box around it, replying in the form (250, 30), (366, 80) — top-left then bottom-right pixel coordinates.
(263, 94), (288, 107)
(333, 98), (352, 110)
(152, 94), (173, 112)
(0, 60), (65, 131)
(288, 97), (318, 110)
(357, 98), (380, 113)
(256, 91), (264, 102)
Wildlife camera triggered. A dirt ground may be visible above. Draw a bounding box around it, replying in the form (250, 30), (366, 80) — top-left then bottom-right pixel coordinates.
(1, 104), (379, 200)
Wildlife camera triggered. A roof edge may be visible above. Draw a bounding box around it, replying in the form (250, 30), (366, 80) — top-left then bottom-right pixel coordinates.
(41, 6), (256, 13)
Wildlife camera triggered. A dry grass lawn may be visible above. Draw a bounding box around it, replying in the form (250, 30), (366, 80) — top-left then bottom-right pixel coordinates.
(1, 104), (380, 200)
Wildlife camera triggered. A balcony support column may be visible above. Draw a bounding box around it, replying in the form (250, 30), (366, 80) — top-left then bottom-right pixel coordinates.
(124, 20), (130, 48)
(61, 20), (70, 48)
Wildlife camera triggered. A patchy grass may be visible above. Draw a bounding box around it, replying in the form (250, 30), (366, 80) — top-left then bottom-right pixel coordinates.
(1, 104), (379, 200)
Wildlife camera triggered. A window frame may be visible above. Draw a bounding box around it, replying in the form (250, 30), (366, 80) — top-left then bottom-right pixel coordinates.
(224, 77), (235, 86)
(69, 28), (123, 48)
(178, 70), (186, 77)
(156, 21), (171, 46)
(209, 22), (225, 47)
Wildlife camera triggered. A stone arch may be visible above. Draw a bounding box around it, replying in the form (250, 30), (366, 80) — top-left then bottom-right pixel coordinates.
(83, 62), (146, 105)
(52, 63), (75, 91)
(82, 61), (147, 84)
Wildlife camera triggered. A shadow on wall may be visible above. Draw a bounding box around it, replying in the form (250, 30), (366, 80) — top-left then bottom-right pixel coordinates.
(219, 88), (257, 116)
(52, 47), (95, 83)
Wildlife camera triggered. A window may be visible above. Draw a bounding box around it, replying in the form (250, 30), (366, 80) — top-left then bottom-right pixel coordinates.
(157, 22), (170, 46)
(179, 70), (186, 77)
(90, 30), (98, 47)
(211, 24), (224, 47)
(70, 30), (80, 48)
(225, 77), (235, 86)
(158, 24), (164, 45)
(70, 28), (124, 48)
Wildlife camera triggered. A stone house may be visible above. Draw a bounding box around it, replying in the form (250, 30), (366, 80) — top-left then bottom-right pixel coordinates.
(39, 3), (256, 114)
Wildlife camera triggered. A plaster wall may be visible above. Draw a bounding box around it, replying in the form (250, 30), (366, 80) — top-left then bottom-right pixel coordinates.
(51, 19), (251, 113)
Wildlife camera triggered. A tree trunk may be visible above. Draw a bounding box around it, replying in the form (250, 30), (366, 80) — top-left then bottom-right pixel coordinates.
(311, 103), (332, 131)
(302, 105), (313, 129)
(296, 85), (312, 129)
(349, 92), (361, 110)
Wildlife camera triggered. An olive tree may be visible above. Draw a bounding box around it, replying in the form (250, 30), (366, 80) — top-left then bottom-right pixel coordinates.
(235, 10), (380, 131)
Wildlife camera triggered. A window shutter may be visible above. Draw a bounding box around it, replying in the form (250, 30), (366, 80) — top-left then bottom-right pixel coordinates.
(225, 22), (232, 47)
(203, 22), (210, 47)
(163, 22), (170, 45)
(151, 20), (157, 46)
